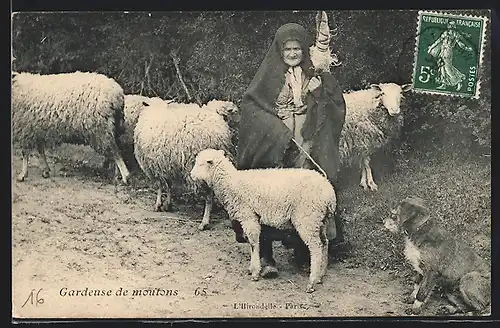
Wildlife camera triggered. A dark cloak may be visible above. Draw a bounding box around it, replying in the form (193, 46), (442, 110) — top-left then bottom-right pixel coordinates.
(237, 23), (346, 183)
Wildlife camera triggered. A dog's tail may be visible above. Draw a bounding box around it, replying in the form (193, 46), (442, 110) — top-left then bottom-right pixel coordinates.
(459, 271), (491, 313)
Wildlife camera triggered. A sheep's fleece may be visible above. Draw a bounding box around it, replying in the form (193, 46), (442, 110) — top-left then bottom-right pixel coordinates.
(337, 83), (410, 191)
(133, 101), (234, 192)
(121, 94), (168, 147)
(12, 71), (125, 154)
(339, 83), (407, 165)
(190, 148), (335, 292)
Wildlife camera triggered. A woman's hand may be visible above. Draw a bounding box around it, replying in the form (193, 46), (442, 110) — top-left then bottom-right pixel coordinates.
(276, 106), (293, 120)
(294, 104), (308, 115)
(276, 104), (307, 119)
(307, 76), (322, 92)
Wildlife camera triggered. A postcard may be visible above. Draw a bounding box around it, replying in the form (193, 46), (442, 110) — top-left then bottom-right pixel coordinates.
(11, 9), (491, 319)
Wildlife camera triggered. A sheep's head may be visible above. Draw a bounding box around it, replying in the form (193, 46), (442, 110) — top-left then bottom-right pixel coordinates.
(141, 97), (170, 109)
(190, 148), (227, 185)
(370, 83), (412, 116)
(205, 100), (240, 123)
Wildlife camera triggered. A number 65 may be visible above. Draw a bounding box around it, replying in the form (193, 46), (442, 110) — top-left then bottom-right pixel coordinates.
(418, 66), (432, 84)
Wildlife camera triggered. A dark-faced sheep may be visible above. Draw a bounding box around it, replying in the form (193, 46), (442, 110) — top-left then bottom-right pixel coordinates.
(340, 82), (412, 191)
(133, 100), (238, 230)
(190, 148), (336, 293)
(11, 71), (131, 184)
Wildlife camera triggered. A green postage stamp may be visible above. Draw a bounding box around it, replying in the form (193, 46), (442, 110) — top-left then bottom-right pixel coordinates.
(412, 11), (488, 98)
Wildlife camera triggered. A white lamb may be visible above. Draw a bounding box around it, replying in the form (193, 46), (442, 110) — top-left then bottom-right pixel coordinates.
(340, 82), (412, 191)
(134, 100), (238, 230)
(190, 148), (337, 293)
(11, 71), (131, 184)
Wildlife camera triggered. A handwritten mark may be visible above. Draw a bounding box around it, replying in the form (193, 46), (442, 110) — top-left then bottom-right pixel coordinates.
(22, 288), (44, 307)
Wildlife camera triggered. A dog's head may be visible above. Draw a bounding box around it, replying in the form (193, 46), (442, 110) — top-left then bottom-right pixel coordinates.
(383, 196), (430, 234)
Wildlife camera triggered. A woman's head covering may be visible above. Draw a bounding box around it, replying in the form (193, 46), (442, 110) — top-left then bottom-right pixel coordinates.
(242, 23), (315, 116)
(237, 22), (346, 180)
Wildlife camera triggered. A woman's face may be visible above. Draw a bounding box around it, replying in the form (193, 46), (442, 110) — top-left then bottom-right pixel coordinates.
(282, 40), (303, 67)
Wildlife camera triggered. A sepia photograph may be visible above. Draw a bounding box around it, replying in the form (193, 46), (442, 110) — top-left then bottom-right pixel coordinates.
(11, 9), (492, 319)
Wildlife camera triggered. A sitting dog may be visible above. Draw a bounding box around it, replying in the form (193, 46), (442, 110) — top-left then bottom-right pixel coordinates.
(383, 196), (491, 315)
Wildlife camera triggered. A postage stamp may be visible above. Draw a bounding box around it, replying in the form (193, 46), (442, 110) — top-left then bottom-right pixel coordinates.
(411, 11), (488, 98)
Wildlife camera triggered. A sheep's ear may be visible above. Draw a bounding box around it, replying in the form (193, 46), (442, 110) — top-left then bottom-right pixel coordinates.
(370, 84), (382, 92)
(218, 149), (225, 156)
(402, 83), (413, 93)
(142, 101), (150, 107)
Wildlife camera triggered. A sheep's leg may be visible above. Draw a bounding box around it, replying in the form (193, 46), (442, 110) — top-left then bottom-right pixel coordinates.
(113, 155), (130, 185)
(16, 149), (29, 182)
(154, 180), (172, 212)
(359, 158), (368, 190)
(108, 141), (130, 185)
(294, 216), (326, 293)
(114, 164), (120, 181)
(241, 219), (262, 281)
(102, 156), (119, 181)
(320, 225), (329, 278)
(198, 190), (213, 231)
(164, 181), (172, 211)
(154, 186), (163, 212)
(36, 142), (50, 178)
(363, 157), (378, 191)
(306, 242), (324, 293)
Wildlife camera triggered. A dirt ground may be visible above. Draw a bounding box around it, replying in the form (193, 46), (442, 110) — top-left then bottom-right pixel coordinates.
(11, 144), (491, 319)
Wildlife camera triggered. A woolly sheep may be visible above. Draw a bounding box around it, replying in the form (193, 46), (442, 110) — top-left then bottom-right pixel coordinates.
(190, 148), (337, 293)
(11, 71), (131, 184)
(122, 94), (171, 148)
(103, 94), (171, 173)
(340, 82), (412, 191)
(133, 99), (238, 230)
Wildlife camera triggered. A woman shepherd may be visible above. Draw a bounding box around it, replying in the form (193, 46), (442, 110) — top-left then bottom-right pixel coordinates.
(233, 21), (348, 277)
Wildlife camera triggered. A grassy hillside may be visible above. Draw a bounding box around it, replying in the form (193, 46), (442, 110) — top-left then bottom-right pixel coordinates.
(336, 149), (491, 284)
